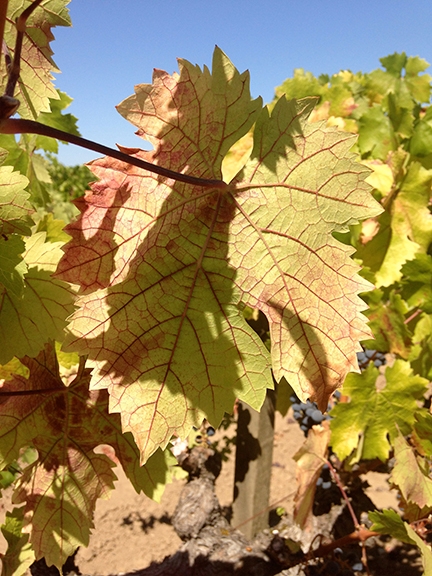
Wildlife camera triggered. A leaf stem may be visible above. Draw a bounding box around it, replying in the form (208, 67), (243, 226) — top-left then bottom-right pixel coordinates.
(0, 117), (228, 189)
(326, 459), (373, 574)
(327, 458), (359, 528)
(404, 308), (421, 325)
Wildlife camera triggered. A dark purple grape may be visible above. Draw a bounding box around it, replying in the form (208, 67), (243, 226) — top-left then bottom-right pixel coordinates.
(356, 351), (367, 364)
(311, 409), (324, 423)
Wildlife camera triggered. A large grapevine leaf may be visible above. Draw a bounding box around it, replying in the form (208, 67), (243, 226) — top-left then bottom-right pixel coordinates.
(0, 343), (176, 570)
(58, 48), (381, 462)
(330, 360), (428, 462)
(2, 0), (71, 119)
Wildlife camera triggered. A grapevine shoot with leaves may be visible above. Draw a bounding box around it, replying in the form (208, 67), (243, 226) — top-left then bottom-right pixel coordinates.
(0, 1), (431, 573)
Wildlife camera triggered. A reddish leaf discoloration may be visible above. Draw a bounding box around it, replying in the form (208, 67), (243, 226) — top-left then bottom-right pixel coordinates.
(58, 48), (381, 460)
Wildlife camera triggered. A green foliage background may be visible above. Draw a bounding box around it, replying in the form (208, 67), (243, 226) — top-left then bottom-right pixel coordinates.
(274, 52), (432, 571)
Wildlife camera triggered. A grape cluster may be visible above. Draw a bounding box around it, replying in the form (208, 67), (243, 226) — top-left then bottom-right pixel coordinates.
(290, 394), (331, 435)
(356, 348), (386, 370)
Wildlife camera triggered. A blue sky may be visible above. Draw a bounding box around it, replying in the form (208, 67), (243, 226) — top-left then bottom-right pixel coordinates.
(51, 0), (432, 165)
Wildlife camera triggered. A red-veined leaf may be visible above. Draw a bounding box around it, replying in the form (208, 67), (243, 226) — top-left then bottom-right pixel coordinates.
(57, 47), (381, 462)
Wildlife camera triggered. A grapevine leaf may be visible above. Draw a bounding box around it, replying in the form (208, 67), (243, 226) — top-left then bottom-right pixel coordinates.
(405, 525), (432, 575)
(36, 90), (81, 153)
(356, 211), (392, 276)
(395, 162), (432, 251)
(359, 159), (432, 290)
(401, 254), (432, 313)
(0, 133), (52, 206)
(0, 235), (27, 297)
(275, 69), (355, 119)
(362, 159), (393, 196)
(370, 509), (432, 575)
(293, 421), (330, 528)
(413, 412), (432, 457)
(362, 200), (422, 289)
(58, 48), (381, 461)
(369, 508), (417, 543)
(362, 291), (412, 357)
(2, 0), (71, 119)
(275, 69), (323, 102)
(379, 53), (408, 78)
(411, 106), (432, 156)
(0, 92), (79, 207)
(330, 360), (428, 461)
(357, 106), (396, 160)
(405, 56), (432, 102)
(35, 213), (71, 243)
(409, 314), (432, 380)
(0, 232), (75, 364)
(390, 430), (432, 512)
(0, 357), (29, 380)
(0, 165), (34, 236)
(275, 377), (293, 417)
(0, 343), (177, 569)
(237, 97), (381, 402)
(0, 507), (35, 576)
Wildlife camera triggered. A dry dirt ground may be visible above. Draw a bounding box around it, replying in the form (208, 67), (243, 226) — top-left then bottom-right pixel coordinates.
(0, 411), (401, 575)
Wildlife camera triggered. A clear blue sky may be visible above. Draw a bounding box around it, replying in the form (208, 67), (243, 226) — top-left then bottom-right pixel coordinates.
(51, 0), (432, 165)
